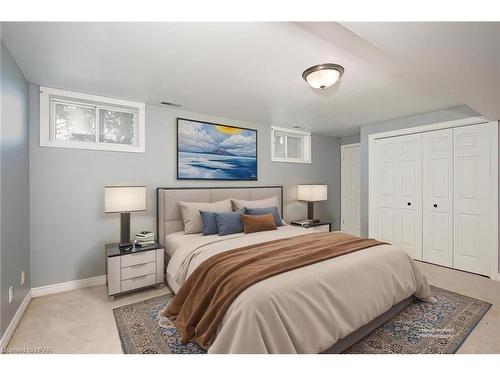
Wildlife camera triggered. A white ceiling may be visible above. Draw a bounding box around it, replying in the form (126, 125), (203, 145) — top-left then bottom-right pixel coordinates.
(342, 22), (500, 121)
(2, 22), (496, 137)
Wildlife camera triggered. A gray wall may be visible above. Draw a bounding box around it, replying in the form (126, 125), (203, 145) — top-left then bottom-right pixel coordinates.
(340, 134), (360, 145)
(359, 105), (480, 238)
(29, 85), (341, 287)
(0, 40), (30, 336)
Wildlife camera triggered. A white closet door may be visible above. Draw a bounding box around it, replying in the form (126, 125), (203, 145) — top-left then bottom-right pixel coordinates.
(373, 138), (398, 244)
(422, 129), (453, 267)
(453, 123), (491, 275)
(395, 134), (423, 260)
(341, 145), (361, 236)
(373, 134), (422, 259)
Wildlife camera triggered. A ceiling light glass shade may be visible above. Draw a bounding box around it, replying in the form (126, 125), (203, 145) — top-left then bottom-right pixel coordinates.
(105, 186), (146, 213)
(302, 64), (345, 90)
(297, 184), (328, 202)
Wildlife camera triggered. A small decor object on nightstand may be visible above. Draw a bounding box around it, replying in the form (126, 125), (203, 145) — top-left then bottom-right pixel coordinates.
(136, 231), (155, 246)
(105, 186), (146, 250)
(106, 241), (164, 298)
(297, 184), (328, 223)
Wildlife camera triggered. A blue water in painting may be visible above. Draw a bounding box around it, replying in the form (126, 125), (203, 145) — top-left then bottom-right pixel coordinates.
(178, 152), (257, 180)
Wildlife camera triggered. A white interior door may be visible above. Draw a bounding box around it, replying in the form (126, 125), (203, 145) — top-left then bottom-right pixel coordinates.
(453, 123), (491, 275)
(341, 144), (360, 236)
(373, 134), (422, 259)
(395, 134), (423, 260)
(422, 129), (453, 267)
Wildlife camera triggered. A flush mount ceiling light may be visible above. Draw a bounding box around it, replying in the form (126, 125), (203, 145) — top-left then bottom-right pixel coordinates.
(302, 63), (345, 90)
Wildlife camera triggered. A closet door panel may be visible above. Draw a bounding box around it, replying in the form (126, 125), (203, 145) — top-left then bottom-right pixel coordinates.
(395, 134), (422, 260)
(422, 129), (453, 267)
(453, 123), (490, 275)
(373, 138), (399, 244)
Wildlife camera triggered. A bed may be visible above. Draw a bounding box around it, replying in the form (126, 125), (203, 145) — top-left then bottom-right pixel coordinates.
(157, 186), (434, 354)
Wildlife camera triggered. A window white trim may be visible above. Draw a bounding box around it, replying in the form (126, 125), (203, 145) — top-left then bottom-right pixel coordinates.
(271, 126), (312, 164)
(40, 86), (146, 153)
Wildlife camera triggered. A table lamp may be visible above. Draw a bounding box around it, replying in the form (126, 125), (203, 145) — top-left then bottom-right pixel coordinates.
(297, 184), (328, 223)
(105, 186), (146, 249)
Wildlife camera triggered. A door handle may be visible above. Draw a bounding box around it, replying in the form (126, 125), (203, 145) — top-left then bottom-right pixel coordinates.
(407, 202), (411, 206)
(433, 204), (438, 208)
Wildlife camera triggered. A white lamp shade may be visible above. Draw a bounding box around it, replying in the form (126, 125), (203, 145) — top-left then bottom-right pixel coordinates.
(297, 184), (328, 202)
(305, 69), (340, 89)
(105, 186), (146, 213)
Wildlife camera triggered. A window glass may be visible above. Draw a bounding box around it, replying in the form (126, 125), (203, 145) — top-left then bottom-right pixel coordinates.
(98, 109), (136, 145)
(274, 134), (286, 158)
(55, 103), (96, 142)
(286, 136), (303, 159)
(271, 127), (311, 163)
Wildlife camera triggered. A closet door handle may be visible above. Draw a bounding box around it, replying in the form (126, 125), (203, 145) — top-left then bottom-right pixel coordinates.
(433, 204), (438, 208)
(407, 202), (412, 206)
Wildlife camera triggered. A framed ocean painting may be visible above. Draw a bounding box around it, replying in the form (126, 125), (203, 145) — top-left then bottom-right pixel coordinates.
(177, 118), (257, 180)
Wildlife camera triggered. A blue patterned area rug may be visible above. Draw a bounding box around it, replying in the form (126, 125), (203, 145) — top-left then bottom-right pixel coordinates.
(113, 286), (490, 354)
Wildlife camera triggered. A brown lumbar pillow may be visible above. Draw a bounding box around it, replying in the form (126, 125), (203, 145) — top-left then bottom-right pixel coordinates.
(240, 213), (278, 234)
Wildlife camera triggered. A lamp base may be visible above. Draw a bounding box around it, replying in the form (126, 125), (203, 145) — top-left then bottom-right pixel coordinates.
(307, 202), (316, 222)
(120, 212), (131, 246)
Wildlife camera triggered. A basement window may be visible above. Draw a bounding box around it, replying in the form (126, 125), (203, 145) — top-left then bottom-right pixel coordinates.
(40, 86), (145, 153)
(271, 126), (311, 163)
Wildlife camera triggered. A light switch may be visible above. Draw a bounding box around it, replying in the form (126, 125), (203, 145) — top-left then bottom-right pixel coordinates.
(8, 286), (14, 304)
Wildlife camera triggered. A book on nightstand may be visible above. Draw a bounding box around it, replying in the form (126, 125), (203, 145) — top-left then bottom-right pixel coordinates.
(135, 231), (155, 246)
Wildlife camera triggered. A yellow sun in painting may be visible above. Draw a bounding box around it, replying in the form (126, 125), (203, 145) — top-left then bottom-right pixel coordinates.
(215, 125), (242, 135)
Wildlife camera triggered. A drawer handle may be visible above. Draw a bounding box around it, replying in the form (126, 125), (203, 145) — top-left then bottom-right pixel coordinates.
(407, 202), (411, 206)
(131, 263), (148, 269)
(131, 275), (148, 281)
(433, 204), (438, 208)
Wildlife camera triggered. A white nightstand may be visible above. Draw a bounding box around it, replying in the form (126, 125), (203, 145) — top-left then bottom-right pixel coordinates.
(106, 242), (164, 298)
(290, 219), (332, 232)
(306, 224), (331, 233)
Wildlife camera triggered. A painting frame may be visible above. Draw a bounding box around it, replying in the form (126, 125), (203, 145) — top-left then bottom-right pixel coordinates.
(176, 118), (258, 181)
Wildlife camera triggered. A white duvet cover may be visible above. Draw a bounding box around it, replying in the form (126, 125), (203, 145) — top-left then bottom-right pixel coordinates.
(165, 226), (434, 353)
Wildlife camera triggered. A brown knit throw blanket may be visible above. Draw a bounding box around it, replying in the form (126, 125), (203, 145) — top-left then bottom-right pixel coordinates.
(164, 231), (386, 349)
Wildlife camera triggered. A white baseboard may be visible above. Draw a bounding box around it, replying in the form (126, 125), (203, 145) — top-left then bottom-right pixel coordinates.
(0, 291), (32, 353)
(31, 274), (106, 298)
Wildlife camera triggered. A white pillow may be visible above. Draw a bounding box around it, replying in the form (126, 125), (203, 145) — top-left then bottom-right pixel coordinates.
(179, 199), (232, 234)
(231, 196), (279, 211)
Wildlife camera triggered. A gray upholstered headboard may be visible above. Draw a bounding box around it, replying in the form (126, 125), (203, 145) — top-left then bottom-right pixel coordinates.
(156, 186), (283, 246)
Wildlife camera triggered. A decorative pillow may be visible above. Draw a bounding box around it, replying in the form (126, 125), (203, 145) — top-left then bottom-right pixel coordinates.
(199, 211), (219, 235)
(241, 213), (278, 234)
(232, 196), (278, 211)
(214, 211), (244, 236)
(179, 199), (232, 234)
(244, 206), (284, 226)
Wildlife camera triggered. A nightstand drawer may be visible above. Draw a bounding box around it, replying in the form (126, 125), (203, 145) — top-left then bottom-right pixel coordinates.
(121, 261), (156, 280)
(121, 273), (156, 292)
(121, 251), (156, 267)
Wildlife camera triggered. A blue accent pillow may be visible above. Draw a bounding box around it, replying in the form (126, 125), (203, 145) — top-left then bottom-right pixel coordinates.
(214, 211), (244, 236)
(199, 210), (219, 235)
(244, 206), (284, 226)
